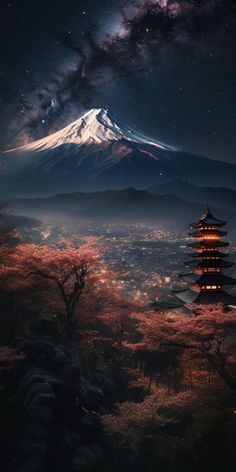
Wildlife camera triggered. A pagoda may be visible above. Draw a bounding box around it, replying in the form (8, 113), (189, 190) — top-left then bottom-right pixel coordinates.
(173, 205), (236, 305)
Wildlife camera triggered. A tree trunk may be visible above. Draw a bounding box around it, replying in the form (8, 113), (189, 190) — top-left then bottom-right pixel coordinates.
(147, 369), (156, 394)
(66, 306), (75, 321)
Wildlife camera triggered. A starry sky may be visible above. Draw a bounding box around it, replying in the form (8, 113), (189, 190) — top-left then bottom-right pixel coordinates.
(0, 0), (235, 162)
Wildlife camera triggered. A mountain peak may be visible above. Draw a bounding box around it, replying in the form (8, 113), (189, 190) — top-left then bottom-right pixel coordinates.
(7, 107), (174, 154)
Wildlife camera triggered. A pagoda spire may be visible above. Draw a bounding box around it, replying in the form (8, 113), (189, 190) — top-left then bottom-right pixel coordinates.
(203, 203), (210, 216)
(173, 206), (236, 305)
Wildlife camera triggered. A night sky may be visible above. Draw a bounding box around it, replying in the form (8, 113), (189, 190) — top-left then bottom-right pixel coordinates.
(0, 0), (235, 162)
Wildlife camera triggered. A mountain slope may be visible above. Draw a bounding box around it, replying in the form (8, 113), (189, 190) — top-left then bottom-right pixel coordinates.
(2, 108), (236, 197)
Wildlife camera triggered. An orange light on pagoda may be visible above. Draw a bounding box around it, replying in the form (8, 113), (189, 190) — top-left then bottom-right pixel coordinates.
(202, 235), (219, 240)
(201, 285), (222, 291)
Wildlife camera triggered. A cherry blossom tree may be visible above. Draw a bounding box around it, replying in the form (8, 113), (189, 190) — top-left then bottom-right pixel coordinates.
(98, 301), (135, 364)
(102, 385), (200, 457)
(129, 305), (236, 394)
(2, 237), (103, 322)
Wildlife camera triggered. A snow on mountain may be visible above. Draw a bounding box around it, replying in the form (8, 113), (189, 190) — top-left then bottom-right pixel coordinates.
(2, 108), (236, 197)
(7, 108), (174, 154)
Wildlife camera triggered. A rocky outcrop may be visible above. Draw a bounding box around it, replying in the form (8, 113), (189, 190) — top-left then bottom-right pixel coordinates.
(0, 339), (107, 472)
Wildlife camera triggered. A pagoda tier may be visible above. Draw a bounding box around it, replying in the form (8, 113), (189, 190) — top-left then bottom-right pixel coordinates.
(179, 273), (236, 285)
(189, 229), (227, 238)
(187, 251), (229, 258)
(173, 287), (236, 305)
(185, 259), (233, 269)
(190, 212), (226, 228)
(174, 205), (236, 305)
(188, 241), (229, 249)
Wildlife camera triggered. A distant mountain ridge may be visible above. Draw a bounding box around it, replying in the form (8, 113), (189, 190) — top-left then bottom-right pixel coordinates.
(2, 108), (236, 196)
(148, 179), (236, 210)
(11, 187), (236, 226)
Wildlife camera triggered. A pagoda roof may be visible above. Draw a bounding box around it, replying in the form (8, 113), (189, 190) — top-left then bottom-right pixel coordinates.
(188, 240), (229, 249)
(189, 229), (227, 238)
(185, 259), (233, 269)
(190, 220), (226, 229)
(190, 206), (226, 228)
(173, 287), (199, 304)
(173, 288), (236, 305)
(179, 272), (236, 285)
(151, 299), (183, 310)
(187, 251), (229, 258)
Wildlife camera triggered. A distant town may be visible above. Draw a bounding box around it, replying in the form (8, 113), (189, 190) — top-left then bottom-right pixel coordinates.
(19, 219), (236, 304)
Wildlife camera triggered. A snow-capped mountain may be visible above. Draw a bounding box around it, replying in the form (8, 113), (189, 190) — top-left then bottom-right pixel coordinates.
(2, 108), (236, 197)
(9, 108), (173, 153)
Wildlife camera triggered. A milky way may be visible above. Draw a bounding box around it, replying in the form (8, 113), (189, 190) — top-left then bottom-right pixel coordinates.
(1, 0), (236, 159)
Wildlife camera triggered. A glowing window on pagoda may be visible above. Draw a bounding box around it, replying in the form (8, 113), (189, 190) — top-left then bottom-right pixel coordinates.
(205, 257), (219, 260)
(201, 285), (222, 290)
(202, 235), (218, 240)
(198, 226), (218, 231)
